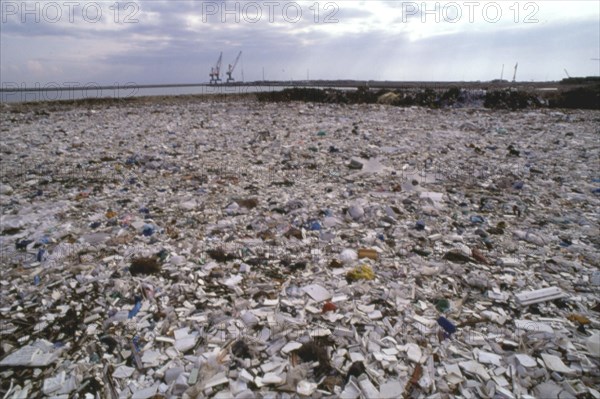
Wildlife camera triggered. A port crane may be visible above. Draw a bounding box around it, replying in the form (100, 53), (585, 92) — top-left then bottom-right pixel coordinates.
(209, 52), (223, 84)
(226, 51), (242, 83)
(512, 62), (518, 82)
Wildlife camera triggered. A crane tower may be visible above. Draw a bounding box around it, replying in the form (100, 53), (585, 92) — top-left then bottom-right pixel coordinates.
(209, 52), (223, 84)
(226, 51), (243, 83)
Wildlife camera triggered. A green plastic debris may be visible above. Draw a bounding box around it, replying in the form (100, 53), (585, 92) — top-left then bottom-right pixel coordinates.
(435, 298), (450, 312)
(317, 130), (327, 137)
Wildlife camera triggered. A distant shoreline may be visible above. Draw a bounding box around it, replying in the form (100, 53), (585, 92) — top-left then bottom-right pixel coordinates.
(1, 79), (594, 93)
(1, 81), (597, 110)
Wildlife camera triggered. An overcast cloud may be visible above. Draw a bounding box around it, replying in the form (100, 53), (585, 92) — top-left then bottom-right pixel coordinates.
(1, 0), (598, 86)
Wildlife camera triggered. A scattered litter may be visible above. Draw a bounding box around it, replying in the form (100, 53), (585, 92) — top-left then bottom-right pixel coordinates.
(437, 316), (457, 335)
(357, 248), (379, 260)
(515, 319), (555, 334)
(346, 264), (375, 282)
(1, 98), (598, 398)
(515, 354), (537, 368)
(541, 354), (576, 375)
(0, 340), (61, 367)
(515, 286), (568, 306)
(302, 284), (331, 301)
(459, 360), (491, 381)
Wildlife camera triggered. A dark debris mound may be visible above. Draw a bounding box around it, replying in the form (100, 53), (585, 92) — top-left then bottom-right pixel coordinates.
(129, 257), (161, 275)
(548, 85), (600, 110)
(484, 89), (542, 110)
(256, 85), (600, 111)
(295, 341), (332, 377)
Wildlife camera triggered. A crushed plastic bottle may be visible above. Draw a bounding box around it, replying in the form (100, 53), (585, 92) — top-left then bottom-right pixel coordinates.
(437, 316), (457, 335)
(128, 296), (143, 319)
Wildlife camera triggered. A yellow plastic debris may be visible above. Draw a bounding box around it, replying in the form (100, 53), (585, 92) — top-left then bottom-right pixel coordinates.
(346, 264), (375, 282)
(567, 313), (590, 325)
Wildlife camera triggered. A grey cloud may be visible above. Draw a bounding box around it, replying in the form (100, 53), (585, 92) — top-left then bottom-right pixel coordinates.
(1, 1), (598, 84)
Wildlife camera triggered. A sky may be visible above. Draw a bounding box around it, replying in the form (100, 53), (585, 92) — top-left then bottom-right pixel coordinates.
(1, 0), (599, 86)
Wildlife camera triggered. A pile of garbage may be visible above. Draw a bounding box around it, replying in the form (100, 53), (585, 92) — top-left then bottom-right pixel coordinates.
(257, 85), (600, 110)
(0, 97), (599, 398)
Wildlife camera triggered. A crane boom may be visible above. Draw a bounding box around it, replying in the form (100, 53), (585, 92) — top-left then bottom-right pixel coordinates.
(216, 53), (223, 73)
(512, 62), (518, 82)
(226, 51), (242, 83)
(231, 51), (242, 72)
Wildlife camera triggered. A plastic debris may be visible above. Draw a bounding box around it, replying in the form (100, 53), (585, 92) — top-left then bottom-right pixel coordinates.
(128, 296), (142, 319)
(302, 284), (331, 301)
(346, 264), (375, 282)
(437, 316), (457, 335)
(0, 340), (61, 367)
(515, 286), (567, 306)
(322, 302), (337, 313)
(435, 298), (450, 312)
(541, 354), (576, 375)
(357, 248), (379, 260)
(1, 98), (598, 398)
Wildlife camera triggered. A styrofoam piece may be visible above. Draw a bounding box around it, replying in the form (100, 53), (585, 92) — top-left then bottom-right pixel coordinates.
(301, 284), (331, 301)
(515, 287), (567, 306)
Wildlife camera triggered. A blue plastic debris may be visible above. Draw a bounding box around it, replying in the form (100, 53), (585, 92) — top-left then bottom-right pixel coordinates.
(470, 215), (485, 224)
(512, 181), (524, 190)
(128, 296), (142, 319)
(415, 220), (426, 231)
(142, 224), (155, 237)
(132, 335), (141, 351)
(377, 233), (385, 241)
(90, 221), (101, 229)
(37, 236), (51, 245)
(437, 316), (457, 335)
(307, 220), (321, 231)
(33, 275), (40, 285)
(592, 188), (600, 195)
(139, 207), (150, 214)
(130, 336), (143, 369)
(36, 249), (46, 262)
(125, 156), (138, 166)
